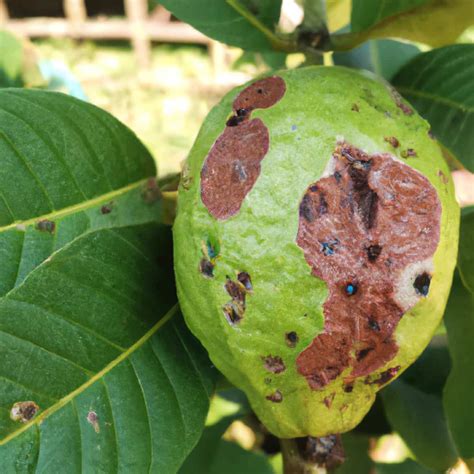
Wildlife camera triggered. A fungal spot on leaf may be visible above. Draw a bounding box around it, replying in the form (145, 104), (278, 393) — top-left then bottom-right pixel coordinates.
(401, 148), (417, 158)
(87, 411), (100, 433)
(199, 259), (214, 278)
(367, 244), (382, 262)
(414, 272), (431, 296)
(36, 219), (55, 234)
(201, 77), (286, 220)
(262, 355), (286, 374)
(142, 178), (162, 204)
(285, 331), (299, 348)
(296, 142), (441, 390)
(266, 390), (283, 403)
(10, 401), (39, 423)
(366, 366), (401, 386)
(384, 136), (399, 148)
(100, 202), (113, 214)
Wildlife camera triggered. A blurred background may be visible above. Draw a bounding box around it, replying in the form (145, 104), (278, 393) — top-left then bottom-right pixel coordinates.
(0, 2), (473, 472)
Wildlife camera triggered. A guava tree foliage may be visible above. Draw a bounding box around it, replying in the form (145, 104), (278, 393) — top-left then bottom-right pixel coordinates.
(0, 1), (473, 473)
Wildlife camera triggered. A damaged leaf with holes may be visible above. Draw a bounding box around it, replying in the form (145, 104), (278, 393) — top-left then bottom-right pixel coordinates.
(174, 66), (459, 438)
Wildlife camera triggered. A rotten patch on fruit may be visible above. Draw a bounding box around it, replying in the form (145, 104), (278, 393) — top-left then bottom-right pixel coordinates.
(266, 390), (283, 403)
(10, 401), (39, 423)
(201, 76), (286, 220)
(296, 142), (441, 390)
(263, 355), (286, 374)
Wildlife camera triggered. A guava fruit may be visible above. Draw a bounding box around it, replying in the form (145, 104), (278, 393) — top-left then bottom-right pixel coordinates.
(173, 66), (459, 438)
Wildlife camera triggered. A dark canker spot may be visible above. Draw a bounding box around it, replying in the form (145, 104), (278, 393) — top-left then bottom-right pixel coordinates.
(384, 136), (399, 148)
(344, 283), (358, 296)
(366, 366), (401, 386)
(223, 302), (244, 325)
(356, 347), (374, 361)
(344, 384), (354, 393)
(285, 331), (299, 348)
(351, 103), (359, 112)
(401, 148), (417, 158)
(226, 115), (245, 127)
(262, 355), (286, 374)
(414, 272), (431, 296)
(266, 390), (283, 403)
(367, 244), (382, 262)
(368, 317), (381, 332)
(199, 259), (214, 278)
(237, 271), (252, 292)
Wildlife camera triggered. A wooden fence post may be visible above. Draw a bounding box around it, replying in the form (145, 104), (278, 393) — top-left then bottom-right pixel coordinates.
(63, 0), (87, 38)
(124, 0), (151, 68)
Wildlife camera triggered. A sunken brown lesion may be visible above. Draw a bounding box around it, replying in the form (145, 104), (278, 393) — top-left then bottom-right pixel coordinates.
(296, 142), (441, 390)
(201, 76), (286, 220)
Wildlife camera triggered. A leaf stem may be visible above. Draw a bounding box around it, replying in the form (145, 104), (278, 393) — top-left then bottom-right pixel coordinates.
(280, 438), (327, 474)
(225, 0), (296, 52)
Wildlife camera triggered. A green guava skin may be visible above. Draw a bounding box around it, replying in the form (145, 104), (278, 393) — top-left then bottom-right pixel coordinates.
(173, 66), (459, 438)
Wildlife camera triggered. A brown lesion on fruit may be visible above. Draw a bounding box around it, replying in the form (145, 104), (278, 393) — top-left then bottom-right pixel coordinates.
(401, 148), (417, 158)
(201, 76), (286, 220)
(199, 237), (219, 278)
(390, 88), (414, 116)
(199, 258), (214, 278)
(295, 141), (441, 390)
(262, 355), (286, 374)
(266, 390), (283, 403)
(10, 401), (39, 423)
(322, 392), (336, 409)
(365, 366), (401, 386)
(222, 271), (253, 325)
(384, 136), (399, 148)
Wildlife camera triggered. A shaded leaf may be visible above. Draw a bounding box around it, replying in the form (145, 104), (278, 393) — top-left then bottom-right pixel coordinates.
(157, 0), (282, 51)
(335, 433), (374, 474)
(333, 39), (420, 81)
(392, 45), (474, 172)
(376, 459), (437, 474)
(401, 335), (451, 395)
(332, 0), (474, 50)
(381, 379), (458, 471)
(443, 208), (474, 464)
(351, 0), (430, 33)
(0, 89), (216, 471)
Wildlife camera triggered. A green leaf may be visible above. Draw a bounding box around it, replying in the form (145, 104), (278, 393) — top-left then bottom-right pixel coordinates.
(444, 209), (474, 464)
(0, 89), (216, 471)
(332, 0), (474, 51)
(333, 39), (420, 81)
(458, 207), (474, 291)
(375, 459), (437, 474)
(335, 434), (374, 474)
(156, 0), (283, 51)
(381, 379), (458, 471)
(392, 45), (474, 172)
(351, 0), (430, 33)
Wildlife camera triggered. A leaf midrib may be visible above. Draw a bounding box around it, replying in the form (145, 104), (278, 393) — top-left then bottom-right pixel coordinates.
(396, 86), (474, 113)
(0, 303), (179, 446)
(0, 178), (150, 234)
